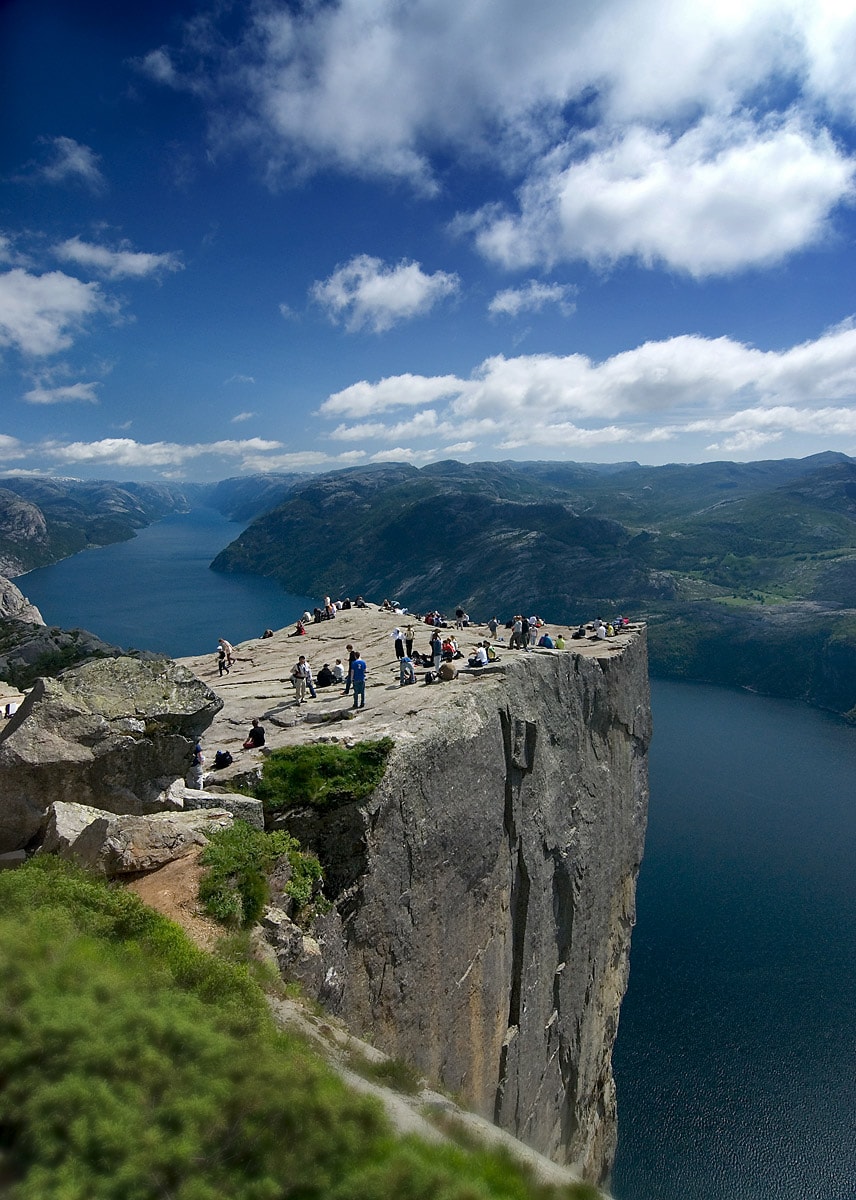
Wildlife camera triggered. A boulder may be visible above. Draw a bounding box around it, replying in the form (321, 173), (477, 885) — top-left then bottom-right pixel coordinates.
(177, 787), (265, 830)
(0, 656), (223, 853)
(39, 799), (105, 855)
(43, 804), (233, 876)
(0, 575), (43, 624)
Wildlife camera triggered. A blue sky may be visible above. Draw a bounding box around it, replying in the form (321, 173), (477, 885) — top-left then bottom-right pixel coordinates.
(2, 0), (856, 481)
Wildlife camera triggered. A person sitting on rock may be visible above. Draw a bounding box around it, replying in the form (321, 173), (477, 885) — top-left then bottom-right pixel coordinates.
(538, 632), (555, 648)
(333, 658), (346, 683)
(316, 663), (335, 688)
(555, 633), (566, 649)
(289, 620), (306, 637)
(243, 718), (266, 749)
(468, 644), (489, 667)
(399, 655), (416, 686)
(438, 661), (457, 682)
(262, 628), (274, 639)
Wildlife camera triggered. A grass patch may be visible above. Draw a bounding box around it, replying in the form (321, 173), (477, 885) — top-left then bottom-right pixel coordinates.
(351, 1052), (424, 1096)
(255, 737), (394, 814)
(199, 821), (323, 927)
(0, 858), (602, 1200)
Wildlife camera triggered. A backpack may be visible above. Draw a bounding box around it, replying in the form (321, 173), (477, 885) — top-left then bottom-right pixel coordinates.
(424, 671), (436, 684)
(213, 750), (233, 769)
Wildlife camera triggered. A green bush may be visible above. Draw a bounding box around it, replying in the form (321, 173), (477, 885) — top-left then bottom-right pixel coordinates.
(255, 737), (394, 813)
(0, 859), (601, 1200)
(199, 822), (323, 927)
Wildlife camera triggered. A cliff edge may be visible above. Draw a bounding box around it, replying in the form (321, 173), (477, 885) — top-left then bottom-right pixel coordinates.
(179, 614), (650, 1183)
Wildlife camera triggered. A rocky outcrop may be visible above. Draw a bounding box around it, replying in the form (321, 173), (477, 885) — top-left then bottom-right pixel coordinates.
(0, 576), (44, 624)
(40, 800), (234, 874)
(0, 656), (222, 853)
(272, 630), (651, 1184)
(0, 489), (49, 577)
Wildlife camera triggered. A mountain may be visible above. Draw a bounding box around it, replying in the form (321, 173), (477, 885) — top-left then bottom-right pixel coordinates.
(0, 478), (203, 576)
(211, 455), (856, 715)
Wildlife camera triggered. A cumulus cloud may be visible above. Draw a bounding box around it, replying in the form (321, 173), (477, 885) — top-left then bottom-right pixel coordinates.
(320, 372), (462, 418)
(43, 436), (283, 469)
(54, 237), (183, 281)
(0, 435), (25, 460)
(311, 255), (459, 333)
(488, 280), (576, 317)
(469, 113), (855, 276)
(315, 322), (856, 454)
(36, 136), (105, 190)
(23, 381), (100, 405)
(0, 269), (107, 356)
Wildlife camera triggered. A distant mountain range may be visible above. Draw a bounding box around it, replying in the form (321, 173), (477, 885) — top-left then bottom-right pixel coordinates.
(210, 453), (856, 716)
(2, 456), (855, 715)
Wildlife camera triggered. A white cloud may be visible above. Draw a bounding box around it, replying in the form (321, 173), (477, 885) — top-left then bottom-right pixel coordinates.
(470, 113), (855, 276)
(153, 1), (856, 275)
(314, 322), (856, 454)
(37, 137), (105, 190)
(23, 381), (100, 405)
(0, 435), (25, 460)
(320, 372), (462, 418)
(0, 269), (107, 356)
(224, 374), (256, 385)
(45, 437), (282, 469)
(231, 411), (256, 422)
(311, 255), (459, 333)
(54, 237), (183, 281)
(488, 280), (576, 317)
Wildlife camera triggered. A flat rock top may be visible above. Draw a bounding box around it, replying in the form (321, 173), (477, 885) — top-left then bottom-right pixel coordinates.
(175, 607), (640, 776)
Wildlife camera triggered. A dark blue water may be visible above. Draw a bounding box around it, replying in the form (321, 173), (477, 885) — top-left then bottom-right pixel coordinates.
(16, 511), (856, 1198)
(18, 507), (315, 657)
(612, 679), (856, 1200)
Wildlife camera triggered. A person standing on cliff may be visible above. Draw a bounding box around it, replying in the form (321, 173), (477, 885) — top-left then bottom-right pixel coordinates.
(404, 624), (415, 657)
(391, 627), (405, 659)
(430, 630), (442, 670)
(343, 644), (358, 695)
(350, 653), (367, 708)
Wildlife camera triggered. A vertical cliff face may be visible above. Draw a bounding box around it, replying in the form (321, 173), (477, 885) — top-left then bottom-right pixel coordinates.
(283, 633), (650, 1183)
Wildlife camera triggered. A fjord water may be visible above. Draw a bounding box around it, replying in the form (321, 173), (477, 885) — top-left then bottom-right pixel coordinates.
(611, 680), (856, 1200)
(18, 510), (856, 1200)
(19, 508), (314, 657)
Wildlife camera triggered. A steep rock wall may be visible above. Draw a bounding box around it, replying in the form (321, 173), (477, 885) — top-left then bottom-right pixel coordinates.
(282, 633), (651, 1183)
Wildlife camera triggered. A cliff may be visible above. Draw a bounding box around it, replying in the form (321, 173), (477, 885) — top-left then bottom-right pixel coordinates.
(178, 611), (650, 1183)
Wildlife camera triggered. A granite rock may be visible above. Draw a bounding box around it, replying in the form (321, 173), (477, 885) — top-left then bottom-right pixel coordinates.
(0, 656), (222, 853)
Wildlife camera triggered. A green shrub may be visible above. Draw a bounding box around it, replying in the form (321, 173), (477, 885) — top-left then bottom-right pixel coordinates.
(255, 737), (394, 813)
(0, 859), (603, 1200)
(199, 822), (323, 927)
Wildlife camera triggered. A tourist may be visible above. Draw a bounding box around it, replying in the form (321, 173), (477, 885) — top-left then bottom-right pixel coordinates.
(438, 661), (457, 682)
(189, 740), (205, 789)
(242, 718), (266, 749)
(538, 631), (555, 649)
(343, 644), (358, 695)
(391, 627), (405, 659)
(333, 659), (346, 683)
(291, 656), (312, 704)
(399, 654), (416, 686)
(468, 644), (489, 667)
(404, 624), (415, 656)
(217, 647), (230, 676)
(218, 637), (236, 667)
(351, 653), (367, 709)
(488, 616), (499, 638)
(555, 633), (566, 650)
(430, 630), (442, 670)
(262, 628), (274, 639)
(316, 663), (335, 687)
